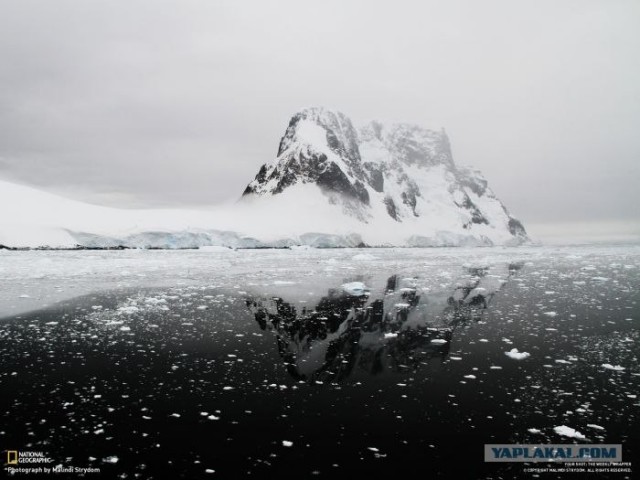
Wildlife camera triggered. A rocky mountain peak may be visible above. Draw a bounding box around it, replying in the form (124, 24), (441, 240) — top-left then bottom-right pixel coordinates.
(277, 107), (360, 163)
(360, 121), (453, 169)
(242, 107), (528, 246)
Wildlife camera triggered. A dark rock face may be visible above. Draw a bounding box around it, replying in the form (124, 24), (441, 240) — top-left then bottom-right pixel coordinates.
(363, 162), (384, 193)
(508, 217), (527, 237)
(384, 124), (454, 168)
(455, 193), (488, 226)
(244, 107), (372, 202)
(384, 196), (398, 221)
(316, 163), (370, 204)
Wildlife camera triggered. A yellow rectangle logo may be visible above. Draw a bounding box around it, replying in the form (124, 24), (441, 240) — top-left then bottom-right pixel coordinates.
(7, 450), (18, 465)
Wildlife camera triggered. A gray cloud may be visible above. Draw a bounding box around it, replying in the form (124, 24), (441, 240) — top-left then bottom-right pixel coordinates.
(0, 0), (638, 235)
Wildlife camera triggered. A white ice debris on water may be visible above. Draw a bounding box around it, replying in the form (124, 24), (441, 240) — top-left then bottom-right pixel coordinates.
(282, 440), (293, 447)
(587, 424), (605, 431)
(384, 332), (398, 339)
(505, 348), (530, 360)
(528, 428), (542, 434)
(117, 306), (139, 315)
(601, 363), (625, 371)
(430, 339), (448, 345)
(554, 425), (586, 440)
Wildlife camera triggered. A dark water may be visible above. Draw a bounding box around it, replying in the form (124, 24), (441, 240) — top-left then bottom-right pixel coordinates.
(1, 261), (638, 479)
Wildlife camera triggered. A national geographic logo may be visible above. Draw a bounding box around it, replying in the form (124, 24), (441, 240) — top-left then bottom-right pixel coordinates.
(5, 450), (54, 465)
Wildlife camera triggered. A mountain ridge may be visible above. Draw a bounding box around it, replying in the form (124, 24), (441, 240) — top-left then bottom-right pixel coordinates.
(242, 107), (528, 244)
(0, 107), (529, 249)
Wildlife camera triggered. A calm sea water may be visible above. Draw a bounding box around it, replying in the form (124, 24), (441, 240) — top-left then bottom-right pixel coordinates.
(1, 247), (638, 479)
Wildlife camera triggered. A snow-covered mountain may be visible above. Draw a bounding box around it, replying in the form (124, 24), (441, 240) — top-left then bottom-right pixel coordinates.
(0, 107), (528, 249)
(242, 107), (528, 247)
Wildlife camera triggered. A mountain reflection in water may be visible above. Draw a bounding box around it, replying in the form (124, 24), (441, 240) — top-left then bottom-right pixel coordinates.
(247, 262), (523, 382)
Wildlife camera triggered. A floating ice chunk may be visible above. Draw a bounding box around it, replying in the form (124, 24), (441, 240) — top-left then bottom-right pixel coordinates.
(102, 456), (119, 464)
(555, 359), (571, 364)
(505, 348), (530, 360)
(170, 413), (181, 418)
(205, 469), (215, 474)
(19, 294), (30, 298)
(587, 424), (605, 431)
(543, 312), (557, 317)
(282, 440), (293, 447)
(394, 303), (411, 309)
(490, 366), (503, 370)
(463, 375), (476, 379)
(341, 282), (369, 296)
(367, 447), (379, 452)
(207, 415), (220, 421)
(601, 364), (625, 371)
(528, 428), (542, 434)
(119, 326), (131, 332)
(273, 280), (296, 285)
(384, 332), (398, 339)
(222, 386), (234, 391)
(450, 356), (462, 361)
(554, 425), (586, 439)
(430, 339), (448, 345)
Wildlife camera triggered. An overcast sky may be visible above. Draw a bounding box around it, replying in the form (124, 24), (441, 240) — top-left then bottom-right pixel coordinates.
(0, 0), (638, 239)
